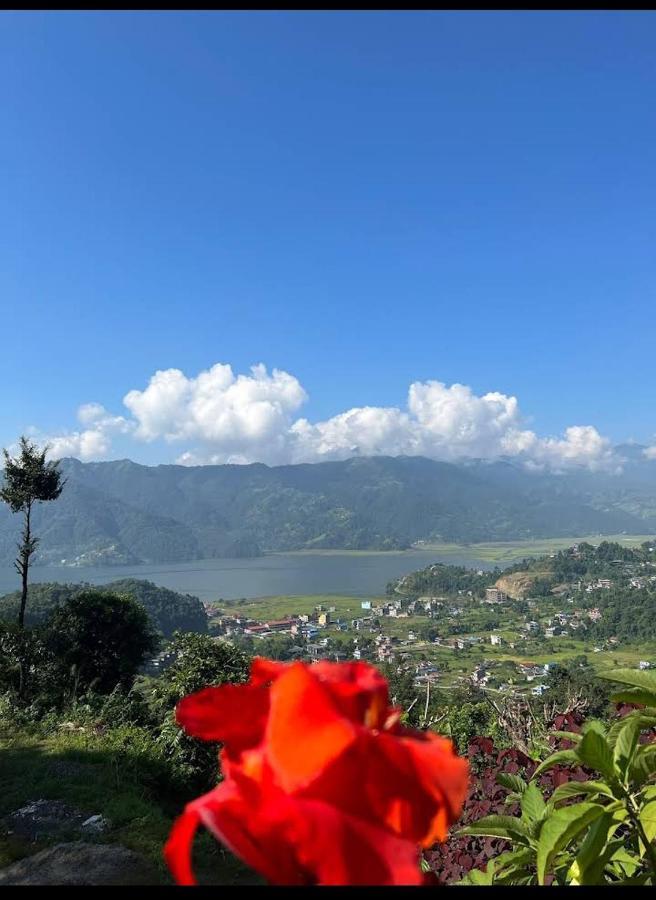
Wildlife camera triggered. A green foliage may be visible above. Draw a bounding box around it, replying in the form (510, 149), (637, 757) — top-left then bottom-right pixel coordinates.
(144, 633), (251, 789)
(1, 435), (65, 629)
(45, 590), (158, 694)
(390, 562), (497, 599)
(0, 579), (208, 637)
(2, 455), (653, 565)
(460, 667), (656, 885)
(0, 436), (64, 514)
(543, 657), (612, 718)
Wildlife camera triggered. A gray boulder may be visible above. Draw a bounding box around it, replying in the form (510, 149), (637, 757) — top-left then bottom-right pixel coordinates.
(2, 800), (89, 841)
(0, 842), (161, 885)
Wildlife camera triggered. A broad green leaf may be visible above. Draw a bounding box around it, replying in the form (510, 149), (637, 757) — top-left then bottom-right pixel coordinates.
(496, 772), (527, 794)
(536, 802), (606, 885)
(640, 797), (656, 846)
(641, 784), (656, 802)
(613, 716), (641, 780)
(599, 668), (656, 704)
(521, 782), (547, 825)
(458, 867), (492, 885)
(631, 744), (656, 785)
(577, 728), (616, 780)
(491, 847), (536, 874)
(608, 845), (642, 878)
(581, 719), (607, 736)
(567, 812), (620, 885)
(458, 814), (531, 844)
(608, 710), (656, 750)
(550, 780), (615, 805)
(610, 687), (656, 707)
(533, 748), (580, 778)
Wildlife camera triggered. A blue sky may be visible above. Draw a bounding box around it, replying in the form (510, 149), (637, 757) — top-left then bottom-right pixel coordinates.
(1, 12), (655, 467)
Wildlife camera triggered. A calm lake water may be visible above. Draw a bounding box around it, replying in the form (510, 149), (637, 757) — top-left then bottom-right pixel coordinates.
(0, 550), (495, 602)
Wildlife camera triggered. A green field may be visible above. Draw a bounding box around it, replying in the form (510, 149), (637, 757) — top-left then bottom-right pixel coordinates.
(412, 534), (655, 564)
(223, 593), (384, 620)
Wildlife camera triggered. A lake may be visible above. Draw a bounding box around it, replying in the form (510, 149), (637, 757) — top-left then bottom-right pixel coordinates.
(0, 550), (496, 602)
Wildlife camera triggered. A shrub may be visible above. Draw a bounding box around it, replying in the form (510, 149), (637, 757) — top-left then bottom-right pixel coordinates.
(456, 669), (656, 885)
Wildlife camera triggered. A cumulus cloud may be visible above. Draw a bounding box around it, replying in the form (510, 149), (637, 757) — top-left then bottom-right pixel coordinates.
(645, 445), (656, 460)
(45, 404), (133, 462)
(40, 362), (624, 472)
(124, 363), (307, 465)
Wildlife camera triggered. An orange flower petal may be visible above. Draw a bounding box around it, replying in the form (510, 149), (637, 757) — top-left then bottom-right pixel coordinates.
(266, 663), (358, 792)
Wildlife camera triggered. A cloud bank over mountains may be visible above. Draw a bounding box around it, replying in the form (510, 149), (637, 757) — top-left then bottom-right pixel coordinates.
(39, 361), (631, 472)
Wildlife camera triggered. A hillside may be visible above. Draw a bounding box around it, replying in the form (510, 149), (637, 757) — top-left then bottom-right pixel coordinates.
(0, 454), (655, 566)
(0, 579), (208, 637)
(393, 539), (656, 632)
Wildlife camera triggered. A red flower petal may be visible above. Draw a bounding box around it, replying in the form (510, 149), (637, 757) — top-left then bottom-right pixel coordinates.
(249, 656), (289, 687)
(164, 805), (202, 886)
(266, 663), (358, 791)
(176, 683), (269, 749)
(167, 777), (424, 885)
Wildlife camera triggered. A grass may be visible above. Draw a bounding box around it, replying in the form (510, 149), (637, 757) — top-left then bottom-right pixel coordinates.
(0, 727), (260, 884)
(412, 534), (655, 564)
(224, 593), (385, 620)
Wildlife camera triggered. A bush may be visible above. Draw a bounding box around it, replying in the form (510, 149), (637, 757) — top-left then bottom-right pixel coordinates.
(144, 633), (251, 790)
(46, 589), (158, 695)
(454, 670), (656, 885)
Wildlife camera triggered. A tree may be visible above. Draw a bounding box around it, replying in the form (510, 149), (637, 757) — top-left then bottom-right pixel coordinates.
(147, 632), (251, 788)
(1, 436), (64, 628)
(46, 589), (158, 694)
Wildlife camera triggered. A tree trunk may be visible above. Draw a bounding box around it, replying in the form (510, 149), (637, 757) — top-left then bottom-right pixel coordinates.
(17, 502), (31, 630)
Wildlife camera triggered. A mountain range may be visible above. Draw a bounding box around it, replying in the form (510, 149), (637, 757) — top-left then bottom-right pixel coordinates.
(0, 449), (655, 567)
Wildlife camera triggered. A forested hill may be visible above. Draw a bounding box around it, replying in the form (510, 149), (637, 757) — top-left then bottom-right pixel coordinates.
(0, 579), (208, 636)
(392, 539), (656, 641)
(0, 454), (655, 566)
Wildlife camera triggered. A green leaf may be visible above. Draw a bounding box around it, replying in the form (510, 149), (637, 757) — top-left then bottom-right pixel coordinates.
(536, 801), (606, 885)
(599, 668), (656, 705)
(610, 687), (656, 707)
(631, 744), (656, 785)
(613, 716), (641, 780)
(458, 867), (492, 885)
(521, 782), (547, 825)
(581, 719), (607, 736)
(491, 847), (536, 875)
(577, 727), (616, 780)
(567, 812), (618, 885)
(496, 772), (527, 794)
(608, 845), (642, 879)
(550, 780), (615, 805)
(551, 730), (582, 744)
(533, 748), (580, 778)
(457, 815), (531, 844)
(640, 796), (656, 846)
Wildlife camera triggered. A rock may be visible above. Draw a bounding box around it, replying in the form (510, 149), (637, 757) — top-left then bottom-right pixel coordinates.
(0, 842), (160, 885)
(81, 814), (109, 833)
(3, 800), (87, 841)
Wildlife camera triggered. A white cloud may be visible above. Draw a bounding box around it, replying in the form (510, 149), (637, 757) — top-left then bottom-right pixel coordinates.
(645, 445), (656, 460)
(45, 404), (133, 462)
(528, 425), (619, 473)
(40, 362), (625, 472)
(124, 363), (307, 464)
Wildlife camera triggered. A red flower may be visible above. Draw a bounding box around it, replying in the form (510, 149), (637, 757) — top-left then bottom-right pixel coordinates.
(165, 658), (469, 885)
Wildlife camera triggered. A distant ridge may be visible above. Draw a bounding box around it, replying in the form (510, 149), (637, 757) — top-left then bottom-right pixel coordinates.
(0, 453), (654, 567)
